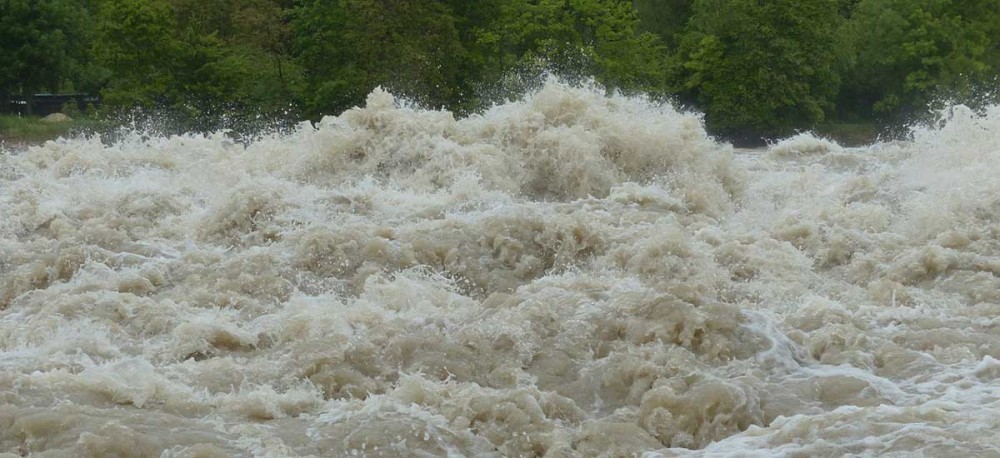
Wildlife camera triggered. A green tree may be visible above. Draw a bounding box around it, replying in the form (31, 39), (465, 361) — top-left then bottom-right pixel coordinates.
(438, 0), (505, 109)
(292, 0), (467, 117)
(91, 0), (187, 106)
(0, 0), (95, 105)
(92, 0), (298, 127)
(842, 0), (998, 119)
(474, 0), (668, 95)
(671, 0), (844, 140)
(634, 0), (693, 47)
(168, 0), (301, 111)
(573, 0), (669, 92)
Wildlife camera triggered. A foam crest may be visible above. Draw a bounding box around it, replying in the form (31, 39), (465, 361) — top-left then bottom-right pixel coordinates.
(246, 81), (743, 213)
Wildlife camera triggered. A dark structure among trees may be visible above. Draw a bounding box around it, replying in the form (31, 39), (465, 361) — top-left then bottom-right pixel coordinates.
(2, 94), (101, 116)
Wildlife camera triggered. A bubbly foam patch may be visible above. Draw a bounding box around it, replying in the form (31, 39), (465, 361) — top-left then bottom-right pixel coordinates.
(2, 85), (1000, 456)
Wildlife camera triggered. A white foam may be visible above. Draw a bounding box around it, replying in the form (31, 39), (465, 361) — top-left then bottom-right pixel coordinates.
(2, 82), (1000, 456)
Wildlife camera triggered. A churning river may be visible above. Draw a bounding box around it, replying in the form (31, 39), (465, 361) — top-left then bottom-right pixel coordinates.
(2, 82), (999, 457)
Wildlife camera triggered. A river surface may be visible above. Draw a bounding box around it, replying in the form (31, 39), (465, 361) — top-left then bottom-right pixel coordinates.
(2, 82), (999, 457)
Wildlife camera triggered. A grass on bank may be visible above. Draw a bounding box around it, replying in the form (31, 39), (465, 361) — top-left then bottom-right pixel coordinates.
(0, 114), (106, 147)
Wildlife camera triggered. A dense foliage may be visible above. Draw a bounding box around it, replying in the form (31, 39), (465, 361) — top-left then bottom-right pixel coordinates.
(0, 0), (96, 98)
(669, 0), (844, 138)
(2, 0), (999, 140)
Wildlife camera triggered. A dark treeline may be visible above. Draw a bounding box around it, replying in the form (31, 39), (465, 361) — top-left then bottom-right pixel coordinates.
(2, 0), (999, 141)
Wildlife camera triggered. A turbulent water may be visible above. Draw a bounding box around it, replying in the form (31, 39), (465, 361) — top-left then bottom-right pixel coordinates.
(2, 82), (1000, 457)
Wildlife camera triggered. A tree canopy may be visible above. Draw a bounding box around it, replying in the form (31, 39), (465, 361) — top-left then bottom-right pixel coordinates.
(843, 0), (999, 119)
(0, 0), (94, 97)
(3, 0), (1000, 141)
(670, 0), (844, 138)
(292, 0), (467, 116)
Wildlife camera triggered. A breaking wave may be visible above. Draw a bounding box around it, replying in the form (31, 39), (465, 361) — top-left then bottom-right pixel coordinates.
(2, 82), (1000, 456)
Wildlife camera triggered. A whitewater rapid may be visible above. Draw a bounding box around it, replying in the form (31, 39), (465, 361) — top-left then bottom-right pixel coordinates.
(2, 83), (999, 457)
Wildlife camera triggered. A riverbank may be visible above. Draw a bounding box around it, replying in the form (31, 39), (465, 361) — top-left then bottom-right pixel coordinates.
(0, 115), (104, 149)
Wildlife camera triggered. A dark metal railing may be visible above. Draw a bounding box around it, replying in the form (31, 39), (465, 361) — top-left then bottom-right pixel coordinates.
(3, 94), (101, 116)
